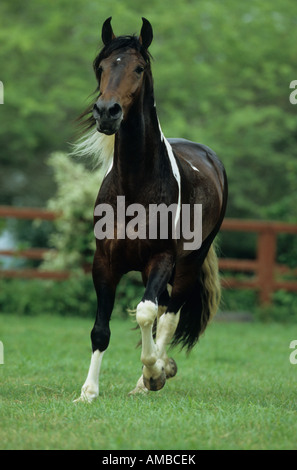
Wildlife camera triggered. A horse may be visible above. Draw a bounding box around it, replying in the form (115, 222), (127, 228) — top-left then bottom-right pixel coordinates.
(74, 17), (228, 402)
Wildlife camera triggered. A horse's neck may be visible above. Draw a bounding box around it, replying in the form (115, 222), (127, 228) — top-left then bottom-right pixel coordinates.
(114, 100), (163, 195)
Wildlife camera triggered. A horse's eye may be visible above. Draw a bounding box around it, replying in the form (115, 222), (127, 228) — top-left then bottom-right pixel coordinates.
(97, 66), (103, 82)
(135, 66), (144, 75)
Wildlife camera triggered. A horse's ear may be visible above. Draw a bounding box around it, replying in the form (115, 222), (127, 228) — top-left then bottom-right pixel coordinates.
(102, 17), (116, 46)
(139, 17), (153, 49)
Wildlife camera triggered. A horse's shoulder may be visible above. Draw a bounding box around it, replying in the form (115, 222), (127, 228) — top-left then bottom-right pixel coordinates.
(168, 138), (224, 174)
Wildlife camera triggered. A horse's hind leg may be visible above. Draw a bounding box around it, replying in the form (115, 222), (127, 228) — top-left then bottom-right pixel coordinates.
(156, 310), (180, 379)
(157, 289), (170, 317)
(155, 288), (179, 379)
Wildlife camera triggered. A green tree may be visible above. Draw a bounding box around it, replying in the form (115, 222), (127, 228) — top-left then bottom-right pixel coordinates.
(1, 0), (297, 263)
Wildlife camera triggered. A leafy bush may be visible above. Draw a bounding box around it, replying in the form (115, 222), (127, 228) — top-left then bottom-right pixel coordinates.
(42, 152), (104, 271)
(221, 286), (258, 314)
(0, 272), (144, 319)
(0, 277), (96, 317)
(1, 275), (297, 323)
(256, 290), (297, 323)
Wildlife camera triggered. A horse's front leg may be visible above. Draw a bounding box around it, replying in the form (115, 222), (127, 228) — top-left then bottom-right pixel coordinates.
(136, 300), (165, 391)
(135, 254), (175, 392)
(74, 257), (118, 403)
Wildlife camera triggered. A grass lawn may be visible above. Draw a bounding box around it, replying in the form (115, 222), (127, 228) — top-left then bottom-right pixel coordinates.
(0, 313), (296, 450)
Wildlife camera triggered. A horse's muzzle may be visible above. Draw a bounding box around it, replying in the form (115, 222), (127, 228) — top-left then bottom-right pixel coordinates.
(93, 100), (123, 135)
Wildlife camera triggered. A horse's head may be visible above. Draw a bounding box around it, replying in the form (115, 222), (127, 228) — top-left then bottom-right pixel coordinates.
(93, 17), (153, 135)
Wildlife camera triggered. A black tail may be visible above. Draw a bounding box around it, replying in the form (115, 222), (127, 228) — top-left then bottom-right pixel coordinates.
(171, 244), (221, 351)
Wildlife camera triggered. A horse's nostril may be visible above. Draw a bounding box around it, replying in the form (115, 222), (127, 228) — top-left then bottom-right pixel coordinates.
(109, 103), (122, 118)
(93, 101), (122, 123)
(93, 103), (102, 119)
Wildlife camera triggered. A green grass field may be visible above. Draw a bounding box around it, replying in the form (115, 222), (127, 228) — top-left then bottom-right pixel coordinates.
(0, 313), (296, 450)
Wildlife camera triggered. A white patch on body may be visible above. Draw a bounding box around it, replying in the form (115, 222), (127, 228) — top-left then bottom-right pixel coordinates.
(185, 159), (199, 172)
(157, 120), (181, 230)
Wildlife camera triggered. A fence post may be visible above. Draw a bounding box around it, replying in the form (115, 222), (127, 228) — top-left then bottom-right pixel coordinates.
(257, 227), (277, 305)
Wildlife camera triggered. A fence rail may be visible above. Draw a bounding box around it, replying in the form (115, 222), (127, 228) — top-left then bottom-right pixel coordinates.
(220, 219), (297, 304)
(1, 205), (297, 305)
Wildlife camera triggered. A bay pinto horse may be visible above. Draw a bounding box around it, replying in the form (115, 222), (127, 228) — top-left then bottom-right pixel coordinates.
(74, 18), (228, 402)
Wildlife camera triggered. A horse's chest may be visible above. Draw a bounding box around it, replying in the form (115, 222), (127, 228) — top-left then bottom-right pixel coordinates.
(99, 237), (153, 273)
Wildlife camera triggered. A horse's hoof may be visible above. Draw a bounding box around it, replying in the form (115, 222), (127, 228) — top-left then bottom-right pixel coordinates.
(166, 357), (178, 379)
(143, 368), (166, 391)
(73, 382), (99, 403)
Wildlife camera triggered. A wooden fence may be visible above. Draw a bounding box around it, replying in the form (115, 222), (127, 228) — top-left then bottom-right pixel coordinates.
(220, 219), (297, 304)
(0, 205), (297, 305)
